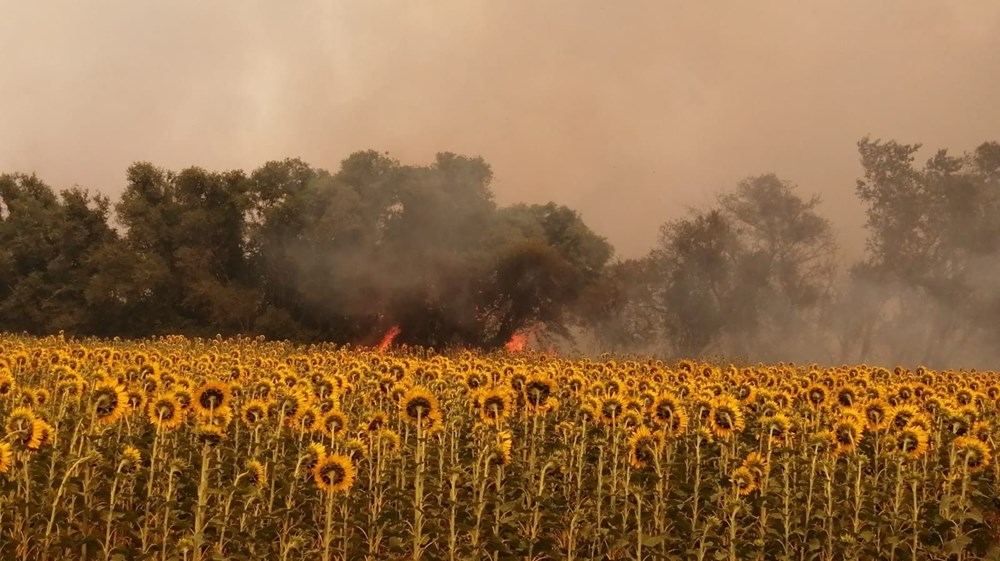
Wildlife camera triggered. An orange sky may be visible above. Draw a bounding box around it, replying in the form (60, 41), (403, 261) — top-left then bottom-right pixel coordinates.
(1, 1), (998, 258)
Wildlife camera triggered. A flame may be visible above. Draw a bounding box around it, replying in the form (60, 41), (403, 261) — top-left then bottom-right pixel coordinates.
(377, 326), (401, 352)
(505, 331), (528, 352)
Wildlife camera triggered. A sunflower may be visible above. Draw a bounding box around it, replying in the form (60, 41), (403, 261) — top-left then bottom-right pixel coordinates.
(313, 454), (356, 493)
(0, 370), (15, 397)
(30, 419), (55, 450)
(898, 426), (929, 460)
(864, 399), (891, 431)
(804, 384), (828, 409)
(953, 436), (992, 474)
(121, 445), (142, 473)
(91, 381), (129, 425)
(0, 441), (12, 473)
(196, 424), (225, 446)
(971, 421), (992, 444)
(400, 387), (440, 425)
(730, 466), (758, 496)
(245, 460), (267, 489)
(193, 380), (232, 416)
(708, 395), (745, 440)
(148, 393), (185, 430)
(760, 413), (792, 446)
(364, 412), (389, 433)
(345, 438), (369, 461)
(488, 431), (513, 467)
(375, 429), (401, 456)
(33, 388), (51, 407)
(628, 426), (661, 469)
(241, 399), (269, 426)
(320, 409), (348, 438)
(599, 396), (625, 425)
(5, 407), (41, 449)
(810, 430), (838, 454)
(742, 452), (768, 479)
(477, 388), (513, 425)
(888, 404), (920, 432)
(836, 385), (859, 408)
(296, 407), (320, 433)
(302, 442), (327, 473)
(833, 416), (864, 455)
(523, 374), (556, 410)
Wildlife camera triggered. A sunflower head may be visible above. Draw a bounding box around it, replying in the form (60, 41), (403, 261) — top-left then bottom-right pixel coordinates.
(313, 454), (356, 493)
(628, 426), (661, 470)
(953, 436), (992, 474)
(488, 431), (513, 467)
(245, 460), (267, 490)
(320, 409), (348, 438)
(0, 441), (12, 473)
(897, 426), (930, 461)
(742, 452), (768, 479)
(730, 466), (758, 496)
(148, 393), (185, 430)
(833, 417), (864, 455)
(92, 381), (128, 425)
(194, 380), (232, 415)
(196, 424), (225, 447)
(400, 387), (440, 425)
(523, 374), (556, 409)
(478, 388), (513, 425)
(120, 445), (142, 473)
(241, 399), (269, 426)
(708, 395), (745, 440)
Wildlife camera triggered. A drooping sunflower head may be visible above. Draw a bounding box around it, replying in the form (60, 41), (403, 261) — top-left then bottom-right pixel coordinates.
(241, 399), (268, 426)
(804, 384), (828, 409)
(488, 431), (513, 467)
(833, 416), (864, 455)
(836, 385), (859, 408)
(742, 452), (768, 479)
(320, 409), (348, 438)
(296, 407), (320, 433)
(148, 393), (185, 430)
(375, 429), (401, 456)
(92, 381), (128, 425)
(196, 424), (225, 447)
(650, 393), (681, 425)
(599, 396), (625, 425)
(345, 438), (369, 462)
(708, 395), (745, 440)
(523, 374), (556, 409)
(897, 426), (929, 461)
(889, 404), (919, 432)
(6, 407), (41, 450)
(730, 466), (758, 497)
(302, 442), (327, 473)
(0, 370), (15, 397)
(0, 441), (12, 473)
(193, 380), (232, 415)
(245, 460), (267, 490)
(953, 436), (992, 474)
(400, 387), (440, 424)
(628, 426), (661, 470)
(478, 388), (513, 425)
(30, 419), (55, 450)
(120, 445), (142, 473)
(864, 399), (891, 431)
(312, 454), (356, 493)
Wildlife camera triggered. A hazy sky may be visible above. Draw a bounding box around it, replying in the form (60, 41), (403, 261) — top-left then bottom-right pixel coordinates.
(1, 1), (998, 258)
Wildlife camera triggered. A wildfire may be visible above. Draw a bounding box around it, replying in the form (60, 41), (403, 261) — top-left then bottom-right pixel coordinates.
(505, 331), (528, 352)
(377, 326), (401, 352)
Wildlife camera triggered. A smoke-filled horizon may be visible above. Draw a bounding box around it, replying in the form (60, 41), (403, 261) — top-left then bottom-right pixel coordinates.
(2, 1), (998, 259)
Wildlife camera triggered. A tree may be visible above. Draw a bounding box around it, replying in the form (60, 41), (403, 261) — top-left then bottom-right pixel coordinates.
(854, 137), (1000, 365)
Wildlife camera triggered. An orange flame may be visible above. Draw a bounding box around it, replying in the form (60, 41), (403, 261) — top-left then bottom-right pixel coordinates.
(377, 326), (401, 352)
(505, 331), (528, 352)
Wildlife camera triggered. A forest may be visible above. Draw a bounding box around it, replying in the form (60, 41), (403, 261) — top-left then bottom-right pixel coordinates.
(1, 138), (999, 366)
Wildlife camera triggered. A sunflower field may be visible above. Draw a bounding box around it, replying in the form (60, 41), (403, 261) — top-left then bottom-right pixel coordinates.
(0, 334), (998, 561)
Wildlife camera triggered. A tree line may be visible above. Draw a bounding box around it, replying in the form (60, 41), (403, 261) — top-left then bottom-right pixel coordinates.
(1, 139), (998, 365)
